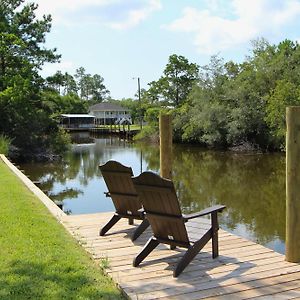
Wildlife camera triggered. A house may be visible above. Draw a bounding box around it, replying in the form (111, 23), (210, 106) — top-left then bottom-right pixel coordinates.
(89, 102), (132, 125)
(60, 114), (95, 129)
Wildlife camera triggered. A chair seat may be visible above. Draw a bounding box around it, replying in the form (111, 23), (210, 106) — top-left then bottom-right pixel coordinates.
(186, 217), (212, 244)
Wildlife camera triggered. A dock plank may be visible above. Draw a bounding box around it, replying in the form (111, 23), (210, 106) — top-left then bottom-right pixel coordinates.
(63, 212), (300, 299)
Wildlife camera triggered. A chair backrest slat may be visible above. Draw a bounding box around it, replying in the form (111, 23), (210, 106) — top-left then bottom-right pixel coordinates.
(100, 161), (141, 216)
(132, 172), (190, 245)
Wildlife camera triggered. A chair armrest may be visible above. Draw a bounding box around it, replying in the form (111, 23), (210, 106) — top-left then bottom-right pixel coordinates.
(104, 192), (111, 198)
(138, 207), (145, 217)
(183, 205), (226, 221)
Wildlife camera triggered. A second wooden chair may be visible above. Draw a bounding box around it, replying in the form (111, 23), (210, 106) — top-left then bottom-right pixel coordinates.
(99, 160), (149, 241)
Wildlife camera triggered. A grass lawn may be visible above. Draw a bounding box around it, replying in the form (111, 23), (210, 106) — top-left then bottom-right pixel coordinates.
(0, 160), (124, 300)
(95, 124), (141, 131)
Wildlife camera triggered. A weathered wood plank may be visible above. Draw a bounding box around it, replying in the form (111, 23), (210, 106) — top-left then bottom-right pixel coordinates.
(124, 266), (300, 298)
(63, 212), (299, 300)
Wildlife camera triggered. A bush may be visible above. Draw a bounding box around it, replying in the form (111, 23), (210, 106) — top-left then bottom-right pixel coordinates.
(0, 135), (11, 155)
(134, 125), (159, 143)
(49, 127), (71, 154)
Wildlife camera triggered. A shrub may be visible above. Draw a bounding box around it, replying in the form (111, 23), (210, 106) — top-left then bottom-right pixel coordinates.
(49, 128), (71, 154)
(0, 135), (11, 155)
(134, 125), (159, 143)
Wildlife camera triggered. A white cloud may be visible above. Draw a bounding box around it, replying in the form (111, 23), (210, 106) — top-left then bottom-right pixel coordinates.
(164, 0), (300, 54)
(31, 0), (114, 25)
(107, 0), (162, 30)
(30, 0), (161, 28)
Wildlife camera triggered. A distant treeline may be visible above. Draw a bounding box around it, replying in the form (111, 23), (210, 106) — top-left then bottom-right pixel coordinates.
(128, 39), (300, 151)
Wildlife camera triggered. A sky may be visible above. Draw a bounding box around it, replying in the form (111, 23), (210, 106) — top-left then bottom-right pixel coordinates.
(27, 0), (300, 99)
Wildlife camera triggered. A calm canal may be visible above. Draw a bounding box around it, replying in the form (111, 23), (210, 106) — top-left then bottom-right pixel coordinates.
(20, 133), (286, 254)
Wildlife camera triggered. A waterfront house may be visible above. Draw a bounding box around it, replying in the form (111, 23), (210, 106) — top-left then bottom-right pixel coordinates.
(89, 102), (132, 125)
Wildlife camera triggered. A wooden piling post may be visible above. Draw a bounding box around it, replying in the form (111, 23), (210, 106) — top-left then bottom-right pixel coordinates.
(159, 113), (172, 179)
(286, 106), (300, 262)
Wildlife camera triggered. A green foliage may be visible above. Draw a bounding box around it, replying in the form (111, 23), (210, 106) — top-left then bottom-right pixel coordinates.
(265, 80), (300, 149)
(0, 1), (112, 159)
(0, 161), (123, 299)
(75, 67), (109, 102)
(46, 71), (78, 95)
(41, 90), (88, 115)
(0, 1), (60, 156)
(117, 98), (141, 124)
(148, 54), (199, 107)
(0, 135), (11, 155)
(144, 107), (161, 125)
(0, 1), (59, 85)
(134, 125), (159, 142)
(49, 127), (71, 154)
(173, 39), (300, 150)
(100, 256), (110, 270)
(182, 96), (228, 147)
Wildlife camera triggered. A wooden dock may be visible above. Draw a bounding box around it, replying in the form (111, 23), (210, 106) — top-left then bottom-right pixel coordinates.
(63, 212), (300, 299)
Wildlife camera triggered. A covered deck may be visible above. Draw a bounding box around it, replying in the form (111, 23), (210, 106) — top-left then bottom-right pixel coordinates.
(60, 114), (95, 130)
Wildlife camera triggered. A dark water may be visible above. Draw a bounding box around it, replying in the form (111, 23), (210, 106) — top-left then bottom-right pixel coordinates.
(20, 133), (286, 254)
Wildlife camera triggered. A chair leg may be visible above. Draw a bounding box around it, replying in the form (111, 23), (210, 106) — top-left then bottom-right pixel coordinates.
(99, 214), (121, 236)
(128, 217), (134, 225)
(211, 211), (219, 258)
(131, 218), (150, 241)
(133, 237), (159, 267)
(173, 229), (212, 277)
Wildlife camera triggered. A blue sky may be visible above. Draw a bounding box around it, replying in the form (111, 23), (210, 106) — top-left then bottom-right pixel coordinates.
(29, 0), (300, 99)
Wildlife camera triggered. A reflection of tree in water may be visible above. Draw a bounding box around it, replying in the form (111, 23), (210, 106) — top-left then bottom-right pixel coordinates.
(21, 136), (286, 246)
(49, 188), (83, 202)
(133, 142), (160, 172)
(20, 135), (133, 203)
(140, 143), (285, 245)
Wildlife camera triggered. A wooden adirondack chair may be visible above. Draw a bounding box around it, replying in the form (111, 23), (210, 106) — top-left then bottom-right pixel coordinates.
(99, 161), (149, 241)
(132, 171), (226, 277)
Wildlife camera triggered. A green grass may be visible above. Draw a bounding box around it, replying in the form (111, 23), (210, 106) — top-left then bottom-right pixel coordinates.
(95, 124), (141, 131)
(0, 135), (11, 155)
(0, 161), (124, 300)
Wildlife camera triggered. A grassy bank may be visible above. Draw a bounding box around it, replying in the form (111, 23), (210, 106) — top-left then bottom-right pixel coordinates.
(0, 160), (123, 299)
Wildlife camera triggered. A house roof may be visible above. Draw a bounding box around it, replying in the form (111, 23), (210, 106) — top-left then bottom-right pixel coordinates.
(89, 102), (130, 112)
(61, 114), (95, 118)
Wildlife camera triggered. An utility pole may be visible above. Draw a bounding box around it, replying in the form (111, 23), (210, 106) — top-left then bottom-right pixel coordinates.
(137, 77), (142, 130)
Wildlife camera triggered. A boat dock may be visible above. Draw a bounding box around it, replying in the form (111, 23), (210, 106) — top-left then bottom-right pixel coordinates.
(64, 212), (300, 300)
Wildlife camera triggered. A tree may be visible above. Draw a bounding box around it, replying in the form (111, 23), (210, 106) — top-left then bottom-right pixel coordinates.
(90, 74), (109, 102)
(46, 71), (78, 95)
(265, 80), (300, 149)
(46, 71), (65, 94)
(0, 1), (68, 158)
(173, 38), (300, 150)
(75, 67), (88, 99)
(75, 67), (109, 102)
(148, 54), (199, 107)
(63, 72), (78, 95)
(0, 1), (59, 88)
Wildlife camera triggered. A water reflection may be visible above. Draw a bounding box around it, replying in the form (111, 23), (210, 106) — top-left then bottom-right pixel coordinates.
(172, 146), (285, 251)
(20, 134), (286, 254)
